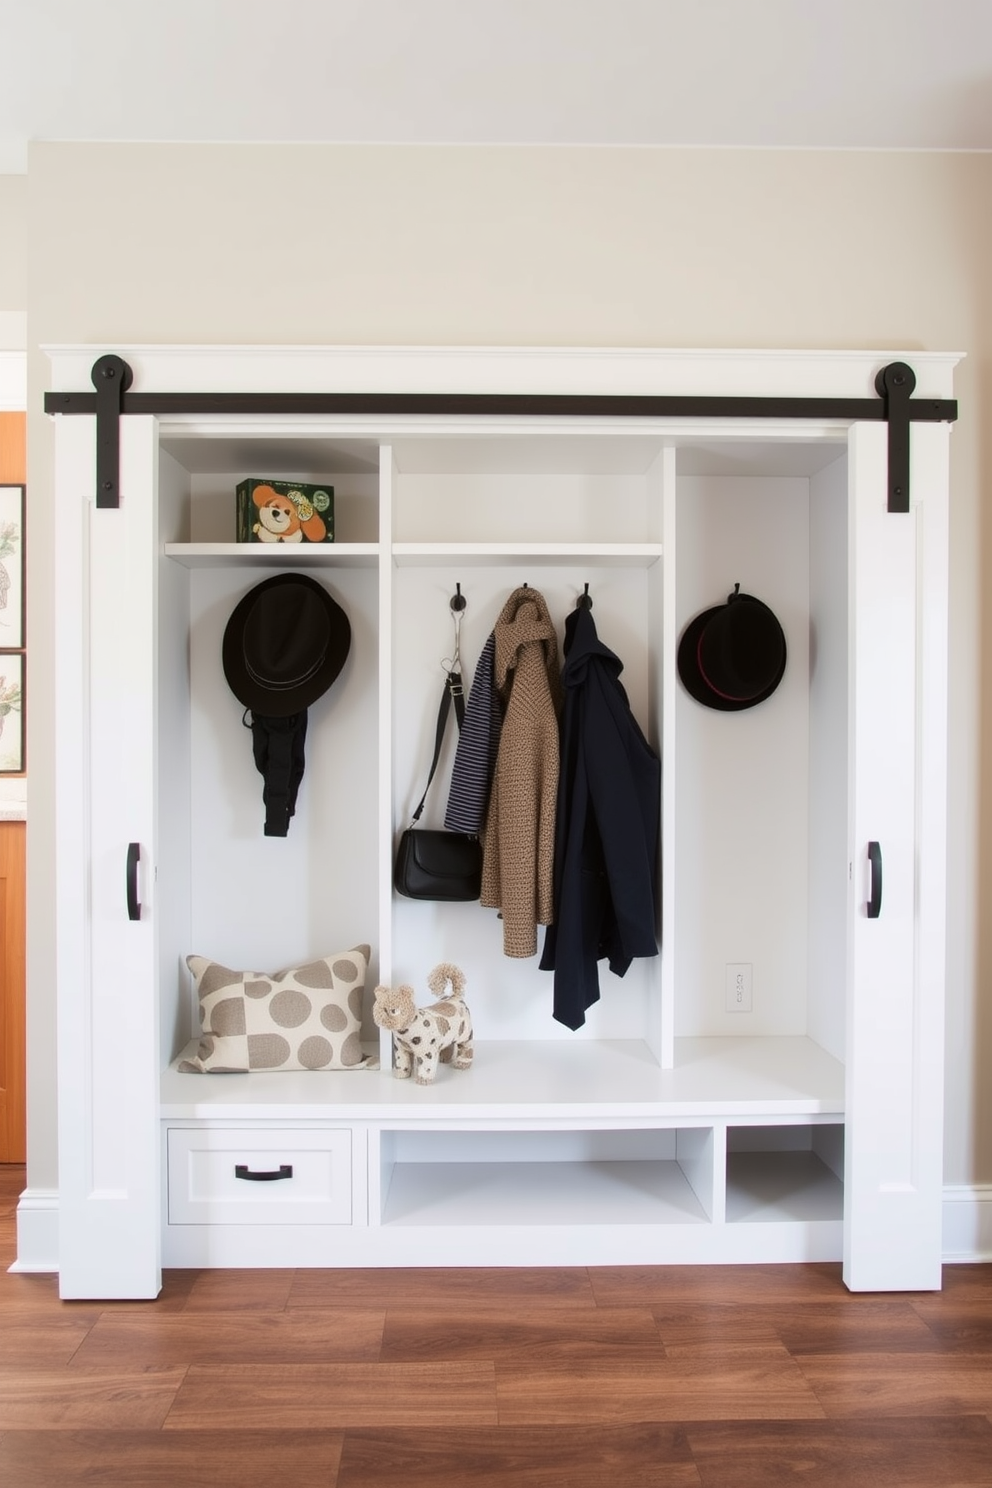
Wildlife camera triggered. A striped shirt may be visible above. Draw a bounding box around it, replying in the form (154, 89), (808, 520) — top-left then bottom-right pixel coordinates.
(444, 631), (502, 836)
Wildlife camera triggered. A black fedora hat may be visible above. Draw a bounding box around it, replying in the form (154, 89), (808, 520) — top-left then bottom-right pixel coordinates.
(678, 585), (786, 711)
(222, 573), (351, 718)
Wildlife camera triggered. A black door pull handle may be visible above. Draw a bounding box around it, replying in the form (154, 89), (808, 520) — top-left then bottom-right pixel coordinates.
(867, 840), (883, 918)
(234, 1164), (294, 1182)
(126, 842), (141, 921)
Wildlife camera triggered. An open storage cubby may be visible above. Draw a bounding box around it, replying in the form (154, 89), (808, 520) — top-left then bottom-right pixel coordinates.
(377, 1128), (716, 1228)
(157, 432), (385, 1052)
(725, 1123), (845, 1224)
(49, 345), (955, 1296)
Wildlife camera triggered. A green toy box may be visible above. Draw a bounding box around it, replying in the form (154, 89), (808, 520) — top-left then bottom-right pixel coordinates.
(236, 479), (335, 544)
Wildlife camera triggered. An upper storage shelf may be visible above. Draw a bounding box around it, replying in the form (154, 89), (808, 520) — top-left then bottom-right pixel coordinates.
(163, 542), (380, 568)
(155, 419), (853, 560)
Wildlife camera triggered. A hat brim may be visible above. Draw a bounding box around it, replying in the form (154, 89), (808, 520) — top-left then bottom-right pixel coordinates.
(222, 573), (351, 717)
(677, 599), (787, 712)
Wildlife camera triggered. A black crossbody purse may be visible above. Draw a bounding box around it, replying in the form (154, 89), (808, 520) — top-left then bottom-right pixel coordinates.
(394, 666), (483, 901)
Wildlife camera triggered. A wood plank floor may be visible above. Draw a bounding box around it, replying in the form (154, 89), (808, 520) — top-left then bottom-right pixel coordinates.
(3, 1164), (992, 1486)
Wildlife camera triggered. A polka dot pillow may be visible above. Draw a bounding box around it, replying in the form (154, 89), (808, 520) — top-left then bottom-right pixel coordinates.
(178, 945), (377, 1073)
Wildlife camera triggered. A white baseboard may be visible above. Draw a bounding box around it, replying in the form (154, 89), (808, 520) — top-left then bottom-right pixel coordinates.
(8, 1188), (59, 1273)
(11, 1184), (992, 1274)
(941, 1184), (992, 1262)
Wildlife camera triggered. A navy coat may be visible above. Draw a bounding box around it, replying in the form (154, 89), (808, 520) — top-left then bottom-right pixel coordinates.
(539, 605), (660, 1029)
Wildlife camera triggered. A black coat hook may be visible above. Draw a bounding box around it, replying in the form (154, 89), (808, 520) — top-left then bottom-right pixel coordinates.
(450, 582), (467, 613)
(576, 583), (593, 611)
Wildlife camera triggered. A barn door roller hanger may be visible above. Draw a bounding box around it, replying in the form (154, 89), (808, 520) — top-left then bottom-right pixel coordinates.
(45, 354), (957, 515)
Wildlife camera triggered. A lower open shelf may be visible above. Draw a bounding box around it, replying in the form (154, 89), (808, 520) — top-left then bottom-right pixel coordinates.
(381, 1159), (710, 1227)
(727, 1151), (844, 1223)
(376, 1122), (844, 1229)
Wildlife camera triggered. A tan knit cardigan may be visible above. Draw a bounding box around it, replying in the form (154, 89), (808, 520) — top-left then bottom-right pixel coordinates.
(480, 587), (563, 957)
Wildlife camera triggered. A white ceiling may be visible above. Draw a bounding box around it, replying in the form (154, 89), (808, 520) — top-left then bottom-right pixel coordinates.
(2, 0), (992, 174)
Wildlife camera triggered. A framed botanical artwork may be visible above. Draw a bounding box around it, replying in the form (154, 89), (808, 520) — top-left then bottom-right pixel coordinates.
(0, 653), (23, 774)
(0, 484), (24, 650)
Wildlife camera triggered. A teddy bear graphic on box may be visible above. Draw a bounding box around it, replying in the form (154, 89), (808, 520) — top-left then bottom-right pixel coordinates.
(252, 484), (326, 543)
(236, 479), (334, 544)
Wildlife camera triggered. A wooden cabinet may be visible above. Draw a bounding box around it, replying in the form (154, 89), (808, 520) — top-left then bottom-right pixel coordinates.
(47, 345), (955, 1297)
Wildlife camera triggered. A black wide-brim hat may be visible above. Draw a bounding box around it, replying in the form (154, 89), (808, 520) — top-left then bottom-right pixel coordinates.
(678, 587), (787, 711)
(222, 573), (351, 717)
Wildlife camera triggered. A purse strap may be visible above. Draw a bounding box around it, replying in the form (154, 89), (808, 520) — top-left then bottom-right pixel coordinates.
(410, 668), (465, 824)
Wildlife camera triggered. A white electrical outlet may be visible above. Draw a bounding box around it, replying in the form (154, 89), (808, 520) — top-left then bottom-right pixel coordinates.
(726, 962), (753, 1013)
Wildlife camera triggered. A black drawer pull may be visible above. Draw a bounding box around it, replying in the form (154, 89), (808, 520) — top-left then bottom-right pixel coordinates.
(234, 1163), (294, 1182)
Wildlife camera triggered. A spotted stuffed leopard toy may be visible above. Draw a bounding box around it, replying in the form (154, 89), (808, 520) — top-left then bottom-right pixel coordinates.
(372, 962), (474, 1084)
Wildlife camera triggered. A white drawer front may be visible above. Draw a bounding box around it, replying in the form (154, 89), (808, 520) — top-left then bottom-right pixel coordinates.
(167, 1128), (352, 1225)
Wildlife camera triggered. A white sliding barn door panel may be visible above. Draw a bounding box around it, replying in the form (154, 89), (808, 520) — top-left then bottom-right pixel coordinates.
(844, 421), (946, 1292)
(54, 414), (161, 1299)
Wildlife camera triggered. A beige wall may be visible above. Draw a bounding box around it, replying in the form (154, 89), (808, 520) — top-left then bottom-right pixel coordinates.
(22, 142), (992, 1194)
(0, 176), (27, 313)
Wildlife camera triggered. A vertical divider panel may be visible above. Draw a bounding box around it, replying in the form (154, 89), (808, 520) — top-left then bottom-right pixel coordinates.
(676, 1125), (717, 1222)
(365, 1126), (383, 1228)
(377, 446), (394, 1067)
(377, 1129), (398, 1226)
(709, 1123), (728, 1225)
(659, 447), (678, 1068)
(350, 1125), (370, 1229)
(813, 1123), (845, 1183)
